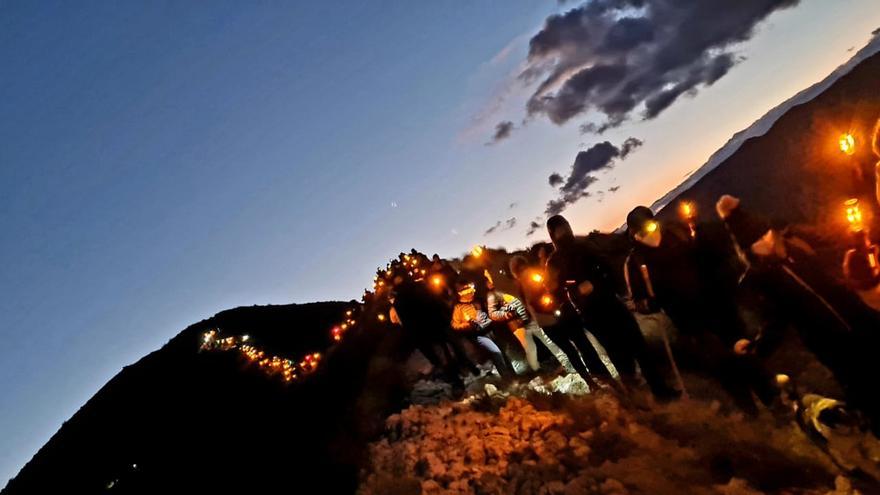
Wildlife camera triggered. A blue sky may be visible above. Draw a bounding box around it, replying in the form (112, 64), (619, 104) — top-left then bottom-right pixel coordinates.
(1, 0), (878, 485)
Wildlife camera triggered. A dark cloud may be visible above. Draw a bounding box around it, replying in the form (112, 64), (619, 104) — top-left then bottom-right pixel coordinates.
(619, 137), (644, 158)
(521, 0), (799, 132)
(484, 221), (502, 235)
(484, 217), (518, 236)
(544, 137), (641, 215)
(526, 218), (543, 237)
(608, 185), (621, 193)
(488, 121), (515, 144)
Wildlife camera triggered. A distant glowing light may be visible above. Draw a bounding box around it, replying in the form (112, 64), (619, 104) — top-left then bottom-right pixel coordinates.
(471, 245), (484, 258)
(530, 272), (544, 284)
(644, 221), (659, 234)
(540, 294), (554, 307)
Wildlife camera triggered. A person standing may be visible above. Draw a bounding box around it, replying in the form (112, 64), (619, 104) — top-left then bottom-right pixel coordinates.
(545, 215), (676, 399)
(624, 205), (777, 414)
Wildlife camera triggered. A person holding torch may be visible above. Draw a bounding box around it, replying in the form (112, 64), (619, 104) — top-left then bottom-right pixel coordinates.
(545, 215), (676, 400)
(625, 206), (778, 414)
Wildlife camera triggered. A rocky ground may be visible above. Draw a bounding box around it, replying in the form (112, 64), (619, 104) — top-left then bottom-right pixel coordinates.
(358, 373), (878, 495)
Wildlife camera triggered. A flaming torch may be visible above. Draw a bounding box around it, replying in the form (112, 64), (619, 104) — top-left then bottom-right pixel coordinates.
(840, 133), (856, 156)
(679, 201), (697, 238)
(845, 198), (864, 233)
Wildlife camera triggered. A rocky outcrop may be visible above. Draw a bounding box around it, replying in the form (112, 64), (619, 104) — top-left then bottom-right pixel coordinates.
(360, 389), (870, 495)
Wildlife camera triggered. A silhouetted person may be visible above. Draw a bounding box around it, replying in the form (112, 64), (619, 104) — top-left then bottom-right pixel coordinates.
(718, 194), (880, 432)
(624, 206), (777, 414)
(510, 255), (610, 386)
(545, 215), (676, 399)
(392, 279), (473, 385)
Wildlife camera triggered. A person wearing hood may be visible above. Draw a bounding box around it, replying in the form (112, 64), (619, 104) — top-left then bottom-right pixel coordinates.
(717, 194), (880, 432)
(624, 205), (778, 414)
(545, 215), (677, 399)
(451, 280), (515, 378)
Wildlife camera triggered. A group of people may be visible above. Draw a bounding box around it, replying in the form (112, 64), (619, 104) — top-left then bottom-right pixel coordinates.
(374, 191), (880, 435)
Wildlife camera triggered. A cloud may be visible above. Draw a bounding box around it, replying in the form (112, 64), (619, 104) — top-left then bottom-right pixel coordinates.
(544, 137), (642, 215)
(519, 0), (799, 132)
(608, 185), (621, 193)
(483, 221), (502, 235)
(526, 218), (543, 237)
(619, 137), (643, 158)
(484, 217), (518, 236)
(488, 120), (515, 144)
(509, 202), (518, 209)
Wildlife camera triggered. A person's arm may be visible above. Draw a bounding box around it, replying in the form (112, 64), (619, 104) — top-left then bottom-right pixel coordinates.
(486, 292), (511, 321)
(624, 253), (652, 312)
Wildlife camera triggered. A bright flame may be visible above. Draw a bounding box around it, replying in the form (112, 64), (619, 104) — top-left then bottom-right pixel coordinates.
(377, 313), (386, 322)
(431, 275), (443, 287)
(530, 272), (544, 284)
(644, 220), (659, 234)
(471, 245), (484, 258)
(679, 201), (696, 220)
(845, 198), (864, 232)
(540, 294), (554, 307)
(839, 133), (856, 156)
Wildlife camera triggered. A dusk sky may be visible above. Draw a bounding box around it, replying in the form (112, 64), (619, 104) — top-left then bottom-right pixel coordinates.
(2, 0), (879, 484)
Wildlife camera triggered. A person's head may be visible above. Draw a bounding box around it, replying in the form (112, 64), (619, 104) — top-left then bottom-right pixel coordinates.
(432, 253), (441, 263)
(509, 255), (530, 280)
(455, 281), (475, 303)
(546, 215), (574, 247)
(627, 206), (662, 248)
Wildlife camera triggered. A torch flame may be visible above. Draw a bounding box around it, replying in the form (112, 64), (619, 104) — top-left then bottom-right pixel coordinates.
(839, 133), (856, 156)
(679, 201), (696, 220)
(845, 198), (864, 232)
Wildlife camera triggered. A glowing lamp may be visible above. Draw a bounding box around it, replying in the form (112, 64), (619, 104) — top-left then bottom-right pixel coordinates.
(839, 133), (856, 156)
(644, 220), (659, 234)
(540, 294), (554, 307)
(430, 275), (443, 287)
(845, 198), (864, 232)
(530, 272), (544, 284)
(377, 313), (386, 322)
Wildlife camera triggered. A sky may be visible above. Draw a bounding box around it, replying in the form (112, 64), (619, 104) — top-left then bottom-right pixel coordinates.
(1, 0), (879, 485)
